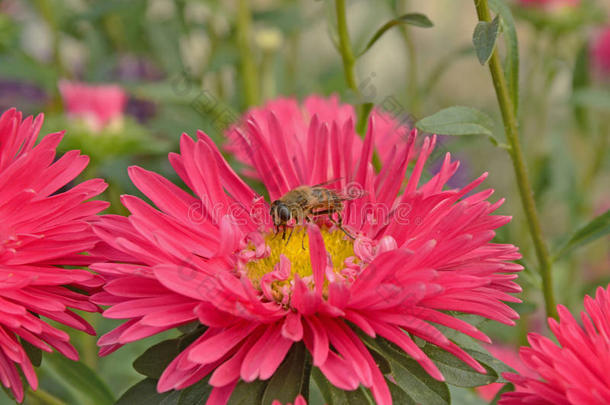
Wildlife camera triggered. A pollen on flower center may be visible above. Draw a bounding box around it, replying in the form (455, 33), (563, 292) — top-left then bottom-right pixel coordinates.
(245, 227), (355, 298)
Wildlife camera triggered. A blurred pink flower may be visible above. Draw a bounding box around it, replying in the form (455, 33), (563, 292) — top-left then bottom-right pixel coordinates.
(225, 95), (409, 177)
(475, 344), (537, 401)
(517, 0), (580, 10)
(0, 108), (108, 401)
(91, 105), (521, 404)
(58, 80), (127, 132)
(592, 28), (610, 77)
(500, 285), (610, 404)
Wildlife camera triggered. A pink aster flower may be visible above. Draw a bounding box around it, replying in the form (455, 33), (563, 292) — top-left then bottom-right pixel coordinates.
(516, 0), (580, 10)
(91, 104), (522, 404)
(592, 28), (610, 78)
(224, 94), (409, 176)
(58, 80), (127, 132)
(475, 344), (536, 401)
(0, 108), (108, 401)
(500, 285), (610, 405)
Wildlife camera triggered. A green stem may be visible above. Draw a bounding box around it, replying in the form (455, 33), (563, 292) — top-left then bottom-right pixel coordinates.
(28, 388), (68, 405)
(335, 0), (358, 94)
(236, 0), (260, 107)
(334, 0), (373, 139)
(473, 0), (557, 319)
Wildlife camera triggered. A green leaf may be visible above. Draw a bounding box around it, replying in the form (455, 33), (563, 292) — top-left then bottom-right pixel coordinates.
(132, 328), (206, 380)
(160, 391), (181, 405)
(178, 378), (212, 405)
(472, 15), (501, 65)
(133, 339), (181, 379)
(360, 336), (450, 405)
(177, 321), (200, 334)
(311, 368), (375, 405)
(387, 380), (417, 405)
(261, 343), (310, 405)
(178, 327), (207, 351)
(430, 320), (515, 384)
(448, 385), (489, 405)
(507, 301), (537, 316)
(422, 345), (498, 387)
(553, 210), (610, 260)
(392, 13), (434, 28)
(465, 350), (514, 384)
(227, 380), (268, 405)
(44, 353), (115, 405)
(489, 0), (520, 117)
(416, 106), (498, 146)
(115, 378), (174, 405)
(370, 348), (392, 374)
(358, 13), (433, 56)
(572, 88), (610, 110)
(20, 338), (42, 367)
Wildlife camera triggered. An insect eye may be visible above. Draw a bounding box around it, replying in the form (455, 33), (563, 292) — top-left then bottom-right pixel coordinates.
(279, 206), (291, 221)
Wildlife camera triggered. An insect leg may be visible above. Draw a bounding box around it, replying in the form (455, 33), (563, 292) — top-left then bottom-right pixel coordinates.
(301, 216), (313, 250)
(286, 226), (295, 245)
(332, 212), (356, 240)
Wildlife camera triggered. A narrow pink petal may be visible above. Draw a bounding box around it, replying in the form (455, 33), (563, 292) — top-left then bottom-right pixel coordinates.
(205, 380), (238, 405)
(188, 324), (258, 365)
(282, 312), (304, 341)
(240, 323), (292, 381)
(307, 224), (327, 296)
(317, 350), (360, 390)
(209, 331), (262, 387)
(304, 317), (329, 366)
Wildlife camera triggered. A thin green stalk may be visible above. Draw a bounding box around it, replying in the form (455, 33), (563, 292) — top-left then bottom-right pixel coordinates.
(28, 388), (68, 405)
(473, 0), (557, 319)
(335, 0), (358, 93)
(236, 0), (260, 107)
(334, 0), (374, 142)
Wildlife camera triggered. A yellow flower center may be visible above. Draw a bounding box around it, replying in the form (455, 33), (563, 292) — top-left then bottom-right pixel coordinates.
(246, 227), (355, 291)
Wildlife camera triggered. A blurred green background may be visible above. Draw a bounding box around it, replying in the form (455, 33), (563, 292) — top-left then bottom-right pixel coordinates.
(1, 0), (609, 403)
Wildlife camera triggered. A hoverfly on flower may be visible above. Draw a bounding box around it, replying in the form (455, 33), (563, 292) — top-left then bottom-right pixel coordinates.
(270, 180), (362, 243)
